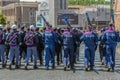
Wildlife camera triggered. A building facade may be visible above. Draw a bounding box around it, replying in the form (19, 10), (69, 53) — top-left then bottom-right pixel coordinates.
(114, 0), (120, 30)
(0, 0), (19, 6)
(37, 0), (110, 29)
(38, 0), (68, 27)
(2, 2), (39, 27)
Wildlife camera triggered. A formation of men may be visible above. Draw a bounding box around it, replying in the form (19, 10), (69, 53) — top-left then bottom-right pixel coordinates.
(0, 22), (119, 72)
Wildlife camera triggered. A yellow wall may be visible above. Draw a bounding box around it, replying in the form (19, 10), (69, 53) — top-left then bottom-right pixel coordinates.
(115, 14), (120, 30)
(114, 0), (120, 30)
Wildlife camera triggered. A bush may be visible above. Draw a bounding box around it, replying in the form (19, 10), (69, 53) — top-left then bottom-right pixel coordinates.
(0, 13), (7, 26)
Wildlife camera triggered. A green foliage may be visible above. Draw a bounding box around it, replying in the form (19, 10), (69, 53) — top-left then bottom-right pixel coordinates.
(68, 0), (110, 5)
(0, 13), (7, 26)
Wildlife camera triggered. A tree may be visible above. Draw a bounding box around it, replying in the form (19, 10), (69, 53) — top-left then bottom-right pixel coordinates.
(0, 13), (7, 26)
(68, 0), (110, 5)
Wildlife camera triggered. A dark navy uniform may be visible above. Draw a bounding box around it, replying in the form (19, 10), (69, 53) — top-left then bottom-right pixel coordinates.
(35, 28), (44, 65)
(102, 24), (119, 71)
(99, 28), (106, 65)
(0, 25), (6, 68)
(80, 30), (98, 71)
(5, 27), (11, 65)
(62, 28), (76, 71)
(19, 26), (26, 65)
(43, 27), (57, 70)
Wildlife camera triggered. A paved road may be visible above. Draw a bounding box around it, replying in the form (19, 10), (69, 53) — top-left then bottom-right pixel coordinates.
(0, 44), (120, 80)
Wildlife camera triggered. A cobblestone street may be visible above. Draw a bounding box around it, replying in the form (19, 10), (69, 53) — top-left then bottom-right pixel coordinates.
(0, 44), (120, 80)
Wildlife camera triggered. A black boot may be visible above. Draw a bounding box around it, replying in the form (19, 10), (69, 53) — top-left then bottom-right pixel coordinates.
(15, 65), (20, 69)
(111, 67), (114, 72)
(107, 67), (111, 72)
(52, 66), (55, 69)
(9, 64), (12, 70)
(57, 62), (60, 65)
(46, 67), (49, 70)
(67, 64), (70, 68)
(33, 65), (38, 69)
(85, 67), (89, 71)
(90, 67), (93, 71)
(64, 66), (67, 71)
(40, 61), (43, 66)
(2, 64), (6, 68)
(24, 65), (28, 70)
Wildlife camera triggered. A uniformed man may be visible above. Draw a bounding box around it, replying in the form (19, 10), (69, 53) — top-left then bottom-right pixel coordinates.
(6, 25), (21, 69)
(102, 23), (119, 72)
(76, 29), (83, 61)
(24, 25), (39, 69)
(62, 27), (76, 71)
(5, 27), (11, 65)
(99, 28), (106, 65)
(53, 28), (62, 65)
(80, 27), (98, 71)
(43, 24), (57, 70)
(35, 27), (44, 65)
(71, 28), (77, 64)
(0, 25), (6, 68)
(19, 26), (26, 66)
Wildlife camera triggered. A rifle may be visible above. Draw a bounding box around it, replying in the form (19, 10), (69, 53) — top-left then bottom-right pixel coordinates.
(111, 9), (115, 28)
(85, 12), (93, 30)
(63, 15), (71, 28)
(40, 14), (50, 27)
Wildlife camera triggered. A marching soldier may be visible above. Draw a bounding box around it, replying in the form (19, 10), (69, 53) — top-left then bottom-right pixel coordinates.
(80, 27), (98, 71)
(19, 26), (26, 66)
(71, 28), (77, 64)
(76, 29), (83, 61)
(43, 24), (57, 70)
(62, 27), (76, 71)
(0, 25), (6, 68)
(99, 28), (106, 65)
(6, 25), (21, 69)
(102, 23), (119, 72)
(24, 25), (39, 69)
(35, 27), (44, 65)
(53, 28), (62, 65)
(5, 27), (11, 65)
